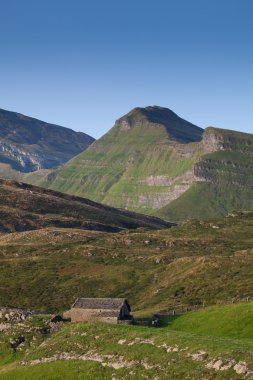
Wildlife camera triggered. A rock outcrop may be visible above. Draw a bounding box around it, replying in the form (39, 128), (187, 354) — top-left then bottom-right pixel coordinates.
(0, 308), (34, 323)
(0, 108), (95, 174)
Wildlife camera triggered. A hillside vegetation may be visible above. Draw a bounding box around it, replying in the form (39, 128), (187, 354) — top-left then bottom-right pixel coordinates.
(163, 302), (253, 339)
(1, 179), (253, 378)
(25, 107), (253, 221)
(158, 128), (253, 220)
(1, 303), (253, 379)
(0, 210), (253, 312)
(0, 179), (172, 233)
(25, 106), (204, 215)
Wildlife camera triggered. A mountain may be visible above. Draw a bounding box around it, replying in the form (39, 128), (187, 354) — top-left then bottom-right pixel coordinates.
(24, 106), (203, 211)
(25, 106), (253, 221)
(0, 108), (95, 175)
(114, 106), (203, 143)
(157, 127), (253, 220)
(0, 179), (172, 233)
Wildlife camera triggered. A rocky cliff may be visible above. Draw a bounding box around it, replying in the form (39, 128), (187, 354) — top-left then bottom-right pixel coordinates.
(157, 127), (253, 220)
(194, 127), (253, 184)
(0, 108), (95, 174)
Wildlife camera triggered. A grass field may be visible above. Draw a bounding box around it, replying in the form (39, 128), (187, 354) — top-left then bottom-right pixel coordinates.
(161, 302), (253, 339)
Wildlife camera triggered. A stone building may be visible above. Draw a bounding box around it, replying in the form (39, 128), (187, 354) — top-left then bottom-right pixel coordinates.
(68, 298), (133, 324)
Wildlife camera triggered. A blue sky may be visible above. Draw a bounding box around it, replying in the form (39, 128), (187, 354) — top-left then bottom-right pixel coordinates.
(0, 0), (252, 138)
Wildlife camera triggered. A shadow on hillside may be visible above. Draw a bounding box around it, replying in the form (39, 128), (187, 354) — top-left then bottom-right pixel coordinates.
(157, 315), (180, 327)
(133, 314), (180, 328)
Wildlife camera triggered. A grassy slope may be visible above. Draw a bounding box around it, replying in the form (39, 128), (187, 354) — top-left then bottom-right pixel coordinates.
(57, 126), (198, 212)
(25, 108), (202, 214)
(164, 303), (253, 339)
(0, 179), (172, 233)
(26, 121), (253, 221)
(1, 212), (253, 312)
(157, 181), (253, 221)
(158, 128), (253, 221)
(1, 303), (253, 379)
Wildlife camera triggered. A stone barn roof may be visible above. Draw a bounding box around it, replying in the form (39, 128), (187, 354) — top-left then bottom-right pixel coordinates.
(72, 298), (131, 311)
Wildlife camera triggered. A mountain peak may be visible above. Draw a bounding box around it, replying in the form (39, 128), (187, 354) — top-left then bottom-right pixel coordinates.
(115, 106), (203, 143)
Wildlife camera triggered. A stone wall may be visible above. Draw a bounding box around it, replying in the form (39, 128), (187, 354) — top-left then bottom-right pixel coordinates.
(70, 308), (119, 324)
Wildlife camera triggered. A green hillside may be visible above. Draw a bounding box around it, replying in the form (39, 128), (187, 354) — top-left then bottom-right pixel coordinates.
(157, 180), (253, 221)
(164, 303), (253, 339)
(1, 210), (253, 312)
(25, 107), (253, 221)
(1, 303), (253, 379)
(158, 128), (253, 220)
(0, 179), (171, 233)
(25, 106), (203, 214)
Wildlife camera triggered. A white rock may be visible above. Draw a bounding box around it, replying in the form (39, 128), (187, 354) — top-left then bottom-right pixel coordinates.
(118, 339), (126, 345)
(234, 361), (248, 375)
(142, 361), (154, 369)
(206, 359), (223, 370)
(220, 360), (235, 371)
(191, 351), (207, 361)
(0, 323), (10, 332)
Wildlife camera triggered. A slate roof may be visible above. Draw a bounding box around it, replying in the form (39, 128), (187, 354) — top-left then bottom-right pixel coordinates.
(72, 298), (130, 311)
